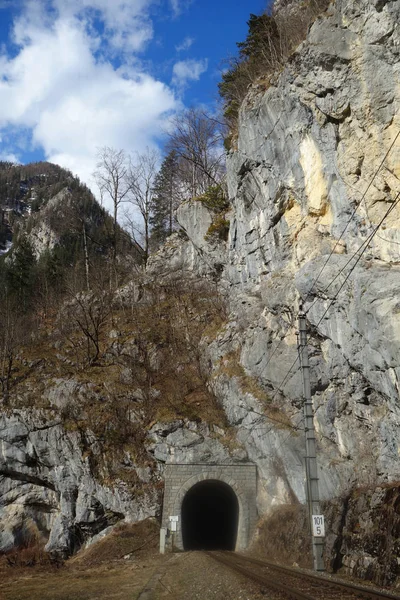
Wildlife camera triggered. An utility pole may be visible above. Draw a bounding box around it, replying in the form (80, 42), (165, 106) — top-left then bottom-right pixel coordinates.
(298, 307), (325, 572)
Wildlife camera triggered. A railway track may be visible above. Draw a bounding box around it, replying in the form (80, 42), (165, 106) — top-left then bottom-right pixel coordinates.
(206, 552), (400, 600)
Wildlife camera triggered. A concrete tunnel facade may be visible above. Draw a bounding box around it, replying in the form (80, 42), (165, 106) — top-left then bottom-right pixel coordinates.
(161, 464), (258, 551)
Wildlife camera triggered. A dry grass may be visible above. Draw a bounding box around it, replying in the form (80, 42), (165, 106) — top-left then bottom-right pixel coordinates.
(0, 561), (162, 600)
(217, 349), (294, 430)
(4, 543), (55, 569)
(218, 349), (271, 402)
(252, 505), (312, 569)
(5, 276), (230, 486)
(70, 518), (159, 568)
(0, 519), (163, 600)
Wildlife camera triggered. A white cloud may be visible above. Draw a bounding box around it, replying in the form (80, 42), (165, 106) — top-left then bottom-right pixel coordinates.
(0, 0), (22, 8)
(172, 58), (208, 91)
(0, 0), (181, 213)
(0, 150), (19, 163)
(169, 0), (193, 18)
(175, 36), (194, 52)
(65, 0), (155, 53)
(14, 0), (155, 53)
(170, 0), (181, 16)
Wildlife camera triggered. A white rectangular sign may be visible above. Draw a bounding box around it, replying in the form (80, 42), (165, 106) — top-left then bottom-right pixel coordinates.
(169, 516), (179, 522)
(312, 515), (325, 537)
(170, 521), (177, 532)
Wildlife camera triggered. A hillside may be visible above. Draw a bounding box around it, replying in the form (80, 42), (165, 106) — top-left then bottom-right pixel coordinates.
(0, 161), (139, 310)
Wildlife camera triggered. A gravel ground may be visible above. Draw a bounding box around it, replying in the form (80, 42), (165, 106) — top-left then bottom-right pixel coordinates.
(153, 552), (278, 600)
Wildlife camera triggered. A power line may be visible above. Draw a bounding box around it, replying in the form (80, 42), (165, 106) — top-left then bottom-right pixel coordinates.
(308, 191), (400, 328)
(262, 326), (293, 372)
(261, 131), (400, 382)
(242, 190), (400, 495)
(302, 130), (400, 306)
(361, 165), (400, 246)
(238, 356), (302, 449)
(264, 180), (400, 462)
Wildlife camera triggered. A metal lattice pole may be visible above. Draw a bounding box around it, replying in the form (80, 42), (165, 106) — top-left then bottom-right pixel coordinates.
(298, 308), (325, 572)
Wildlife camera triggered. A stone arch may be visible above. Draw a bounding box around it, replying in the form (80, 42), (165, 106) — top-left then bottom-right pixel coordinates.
(161, 464), (257, 551)
(173, 473), (245, 550)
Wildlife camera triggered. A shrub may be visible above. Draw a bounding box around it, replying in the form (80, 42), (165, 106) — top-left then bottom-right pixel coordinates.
(205, 215), (230, 241)
(6, 543), (54, 568)
(194, 185), (229, 213)
(194, 186), (230, 243)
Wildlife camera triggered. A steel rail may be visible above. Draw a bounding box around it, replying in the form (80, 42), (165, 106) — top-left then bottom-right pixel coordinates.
(206, 551), (316, 600)
(205, 552), (400, 600)
(233, 554), (400, 600)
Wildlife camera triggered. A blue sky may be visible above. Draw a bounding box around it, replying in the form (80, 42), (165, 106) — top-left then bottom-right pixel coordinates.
(0, 0), (265, 194)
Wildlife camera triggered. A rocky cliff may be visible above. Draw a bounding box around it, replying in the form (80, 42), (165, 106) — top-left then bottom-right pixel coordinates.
(159, 0), (400, 582)
(175, 0), (400, 500)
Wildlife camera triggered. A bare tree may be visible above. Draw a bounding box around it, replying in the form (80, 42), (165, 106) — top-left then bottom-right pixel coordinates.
(124, 148), (159, 268)
(94, 147), (130, 276)
(62, 289), (112, 367)
(0, 300), (26, 403)
(166, 107), (225, 197)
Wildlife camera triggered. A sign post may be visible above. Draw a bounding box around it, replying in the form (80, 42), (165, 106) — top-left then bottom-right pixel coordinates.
(169, 516), (179, 551)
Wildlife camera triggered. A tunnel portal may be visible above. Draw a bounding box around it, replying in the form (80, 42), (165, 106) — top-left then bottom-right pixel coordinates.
(161, 464), (257, 552)
(182, 479), (239, 550)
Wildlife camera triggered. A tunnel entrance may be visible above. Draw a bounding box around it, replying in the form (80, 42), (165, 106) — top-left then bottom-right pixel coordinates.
(181, 479), (239, 551)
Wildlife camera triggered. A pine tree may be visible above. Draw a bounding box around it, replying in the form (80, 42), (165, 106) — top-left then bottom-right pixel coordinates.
(237, 14), (280, 63)
(6, 235), (36, 310)
(150, 151), (181, 248)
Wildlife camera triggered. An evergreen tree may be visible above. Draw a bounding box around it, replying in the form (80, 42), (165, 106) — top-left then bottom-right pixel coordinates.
(150, 150), (181, 248)
(6, 235), (36, 310)
(237, 14), (280, 63)
(219, 13), (282, 136)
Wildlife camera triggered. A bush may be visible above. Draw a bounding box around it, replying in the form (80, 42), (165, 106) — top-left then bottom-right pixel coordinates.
(194, 185), (229, 213)
(205, 215), (230, 241)
(194, 186), (230, 243)
(6, 543), (54, 568)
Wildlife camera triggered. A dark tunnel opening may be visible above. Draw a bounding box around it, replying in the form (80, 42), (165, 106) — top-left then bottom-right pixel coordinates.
(181, 479), (239, 551)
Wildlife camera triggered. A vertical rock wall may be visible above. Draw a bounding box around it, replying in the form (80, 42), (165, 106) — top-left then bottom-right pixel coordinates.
(179, 0), (400, 524)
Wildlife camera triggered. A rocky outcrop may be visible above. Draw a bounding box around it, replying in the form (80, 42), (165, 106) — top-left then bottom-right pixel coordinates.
(147, 420), (247, 464)
(339, 484), (400, 585)
(256, 483), (400, 585)
(147, 200), (227, 282)
(201, 0), (400, 500)
(0, 410), (157, 556)
(27, 188), (72, 258)
(0, 405), (243, 556)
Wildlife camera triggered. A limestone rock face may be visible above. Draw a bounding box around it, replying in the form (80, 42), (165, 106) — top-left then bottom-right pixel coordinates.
(175, 0), (400, 513)
(147, 420), (247, 464)
(27, 189), (72, 258)
(147, 200), (227, 282)
(0, 410), (158, 556)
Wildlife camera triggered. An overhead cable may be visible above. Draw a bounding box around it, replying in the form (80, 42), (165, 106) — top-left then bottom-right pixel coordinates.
(302, 130), (400, 306)
(309, 191), (400, 328)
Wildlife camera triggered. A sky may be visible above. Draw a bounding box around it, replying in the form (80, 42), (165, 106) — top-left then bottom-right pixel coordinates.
(0, 0), (266, 200)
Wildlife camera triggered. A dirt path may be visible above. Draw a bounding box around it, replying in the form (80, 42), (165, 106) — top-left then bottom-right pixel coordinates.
(152, 552), (272, 599)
